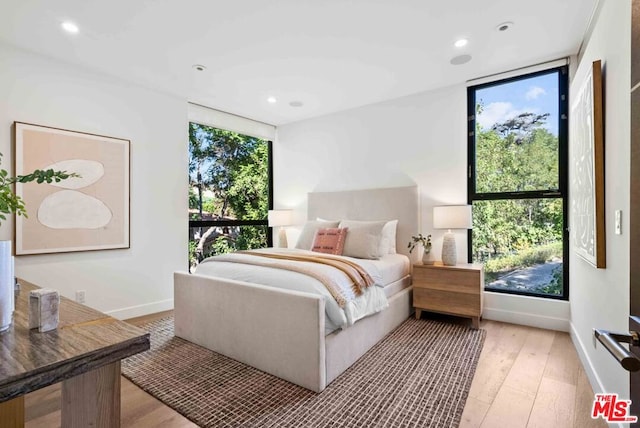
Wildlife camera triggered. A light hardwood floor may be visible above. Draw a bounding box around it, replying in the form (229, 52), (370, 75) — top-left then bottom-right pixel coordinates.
(24, 313), (605, 428)
(460, 320), (606, 428)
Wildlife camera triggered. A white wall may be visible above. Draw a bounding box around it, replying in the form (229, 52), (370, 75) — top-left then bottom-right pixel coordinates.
(568, 0), (632, 402)
(0, 42), (188, 319)
(276, 84), (469, 261)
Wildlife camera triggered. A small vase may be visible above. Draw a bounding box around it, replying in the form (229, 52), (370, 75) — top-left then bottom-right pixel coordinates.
(422, 248), (434, 265)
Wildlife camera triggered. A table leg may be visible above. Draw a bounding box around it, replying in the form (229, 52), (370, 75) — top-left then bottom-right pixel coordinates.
(0, 396), (24, 427)
(62, 361), (121, 428)
(415, 308), (422, 320)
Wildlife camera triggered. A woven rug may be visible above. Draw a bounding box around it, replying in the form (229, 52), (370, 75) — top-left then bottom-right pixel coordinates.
(122, 316), (485, 428)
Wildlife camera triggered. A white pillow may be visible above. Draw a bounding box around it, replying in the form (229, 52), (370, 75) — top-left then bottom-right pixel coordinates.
(381, 220), (398, 254)
(338, 220), (386, 259)
(333, 219), (397, 254)
(295, 220), (340, 250)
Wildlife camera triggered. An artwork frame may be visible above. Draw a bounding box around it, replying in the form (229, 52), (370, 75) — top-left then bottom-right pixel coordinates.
(14, 122), (130, 255)
(570, 60), (605, 268)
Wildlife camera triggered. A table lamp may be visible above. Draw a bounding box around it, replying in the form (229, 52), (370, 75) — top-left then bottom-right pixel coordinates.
(433, 205), (472, 266)
(268, 209), (293, 248)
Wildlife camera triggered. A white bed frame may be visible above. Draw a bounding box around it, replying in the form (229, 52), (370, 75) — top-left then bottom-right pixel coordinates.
(174, 186), (418, 392)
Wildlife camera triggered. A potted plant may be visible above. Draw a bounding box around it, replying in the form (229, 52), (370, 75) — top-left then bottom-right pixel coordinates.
(408, 233), (433, 264)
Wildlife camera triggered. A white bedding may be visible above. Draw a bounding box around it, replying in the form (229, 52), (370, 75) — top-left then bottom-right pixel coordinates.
(375, 253), (411, 286)
(194, 248), (409, 334)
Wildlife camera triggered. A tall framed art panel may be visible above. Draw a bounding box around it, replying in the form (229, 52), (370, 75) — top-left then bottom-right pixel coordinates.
(570, 60), (605, 268)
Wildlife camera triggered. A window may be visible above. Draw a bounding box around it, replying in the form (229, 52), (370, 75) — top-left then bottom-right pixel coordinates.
(188, 122), (273, 272)
(467, 66), (569, 299)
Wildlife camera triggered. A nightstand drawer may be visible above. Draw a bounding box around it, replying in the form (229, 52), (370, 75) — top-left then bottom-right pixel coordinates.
(414, 287), (480, 317)
(413, 267), (479, 290)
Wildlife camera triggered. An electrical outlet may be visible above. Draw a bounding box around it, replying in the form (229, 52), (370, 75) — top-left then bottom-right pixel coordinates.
(75, 290), (86, 304)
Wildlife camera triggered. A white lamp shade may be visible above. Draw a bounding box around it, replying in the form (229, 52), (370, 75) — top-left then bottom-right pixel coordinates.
(433, 205), (472, 230)
(268, 209), (293, 227)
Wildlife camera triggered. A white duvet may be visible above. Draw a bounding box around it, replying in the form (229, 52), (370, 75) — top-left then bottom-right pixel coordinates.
(194, 248), (390, 334)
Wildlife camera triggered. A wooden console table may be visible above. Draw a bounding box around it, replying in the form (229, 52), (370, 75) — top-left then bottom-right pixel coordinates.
(0, 279), (150, 427)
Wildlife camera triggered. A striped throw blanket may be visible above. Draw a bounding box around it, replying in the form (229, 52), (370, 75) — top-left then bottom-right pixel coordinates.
(202, 251), (375, 308)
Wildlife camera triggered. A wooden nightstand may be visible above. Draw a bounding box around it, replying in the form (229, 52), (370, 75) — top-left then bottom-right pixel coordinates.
(412, 262), (484, 329)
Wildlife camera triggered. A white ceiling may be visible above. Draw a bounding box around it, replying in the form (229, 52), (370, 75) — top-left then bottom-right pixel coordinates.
(0, 0), (598, 126)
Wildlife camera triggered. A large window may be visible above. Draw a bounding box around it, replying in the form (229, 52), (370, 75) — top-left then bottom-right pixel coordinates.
(467, 66), (569, 299)
(188, 122), (272, 272)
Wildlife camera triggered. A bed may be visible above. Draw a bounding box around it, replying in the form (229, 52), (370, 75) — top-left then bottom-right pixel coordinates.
(174, 186), (418, 392)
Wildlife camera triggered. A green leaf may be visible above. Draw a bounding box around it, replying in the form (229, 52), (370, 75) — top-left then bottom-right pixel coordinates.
(0, 151), (78, 227)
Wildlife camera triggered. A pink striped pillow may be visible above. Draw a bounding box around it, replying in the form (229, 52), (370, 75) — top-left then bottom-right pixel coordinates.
(311, 228), (348, 255)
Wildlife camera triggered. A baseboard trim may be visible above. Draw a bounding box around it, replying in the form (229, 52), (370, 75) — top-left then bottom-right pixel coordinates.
(570, 322), (605, 391)
(483, 307), (570, 332)
(105, 299), (174, 320)
(568, 322), (623, 427)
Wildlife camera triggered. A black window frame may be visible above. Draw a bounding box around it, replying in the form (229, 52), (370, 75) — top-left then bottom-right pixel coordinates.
(466, 65), (570, 300)
(188, 134), (274, 269)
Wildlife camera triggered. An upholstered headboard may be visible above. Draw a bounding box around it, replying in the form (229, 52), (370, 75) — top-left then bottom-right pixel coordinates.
(307, 186), (419, 258)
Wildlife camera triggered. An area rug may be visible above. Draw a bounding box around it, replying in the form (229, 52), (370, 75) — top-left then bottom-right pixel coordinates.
(122, 316), (486, 428)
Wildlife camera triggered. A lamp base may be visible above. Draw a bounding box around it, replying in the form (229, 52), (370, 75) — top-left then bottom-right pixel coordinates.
(277, 227), (288, 248)
(441, 232), (457, 266)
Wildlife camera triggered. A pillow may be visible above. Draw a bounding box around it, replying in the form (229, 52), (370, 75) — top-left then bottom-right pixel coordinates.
(380, 220), (398, 254)
(295, 220), (340, 250)
(338, 220), (386, 259)
(311, 228), (348, 255)
(323, 218), (398, 254)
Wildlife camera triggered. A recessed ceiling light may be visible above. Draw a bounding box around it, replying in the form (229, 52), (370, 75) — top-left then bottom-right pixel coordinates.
(289, 101), (304, 108)
(454, 39), (468, 48)
(61, 21), (79, 34)
(267, 96), (277, 104)
(496, 21), (514, 32)
(450, 54), (472, 66)
(192, 64), (206, 71)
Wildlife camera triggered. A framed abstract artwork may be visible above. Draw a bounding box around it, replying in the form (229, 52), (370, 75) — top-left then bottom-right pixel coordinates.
(570, 60), (605, 268)
(14, 122), (130, 255)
